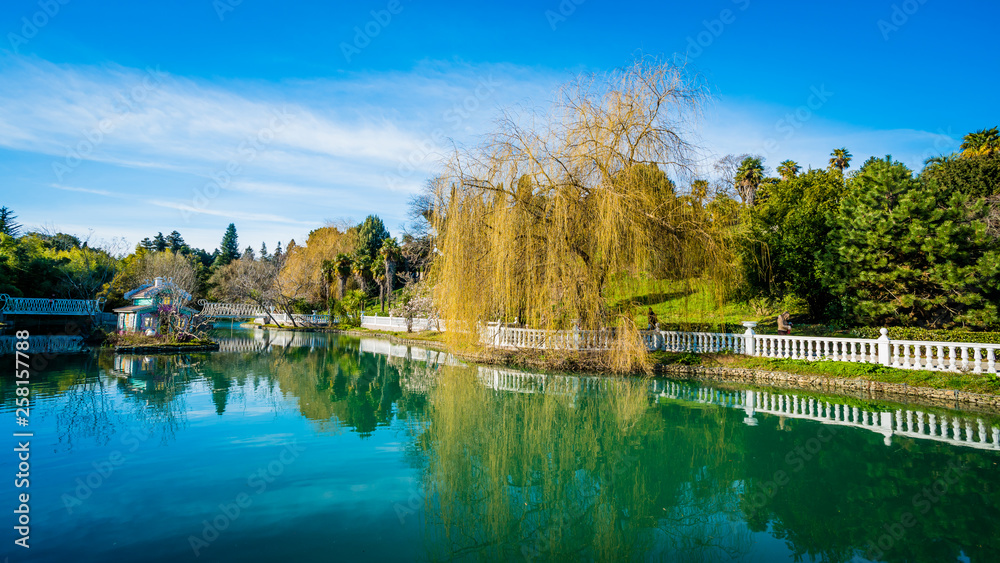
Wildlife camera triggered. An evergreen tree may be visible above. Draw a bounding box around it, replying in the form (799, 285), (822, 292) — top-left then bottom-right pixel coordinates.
(827, 156), (1000, 328)
(243, 245), (255, 260)
(139, 237), (156, 252)
(167, 230), (187, 253)
(273, 242), (283, 263)
(356, 215), (390, 260)
(0, 207), (21, 237)
(217, 223), (240, 266)
(259, 242), (269, 261)
(152, 232), (168, 252)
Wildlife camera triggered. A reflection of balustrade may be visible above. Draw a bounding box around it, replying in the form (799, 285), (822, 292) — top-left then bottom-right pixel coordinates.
(0, 335), (86, 355)
(0, 294), (104, 316)
(649, 380), (1000, 451)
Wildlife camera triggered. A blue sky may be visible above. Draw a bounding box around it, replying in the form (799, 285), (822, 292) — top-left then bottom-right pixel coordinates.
(1, 0), (997, 252)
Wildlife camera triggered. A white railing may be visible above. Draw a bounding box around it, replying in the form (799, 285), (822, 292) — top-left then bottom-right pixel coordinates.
(256, 313), (342, 326)
(0, 294), (104, 316)
(198, 301), (277, 318)
(360, 315), (445, 332)
(886, 339), (1000, 374)
(355, 316), (1000, 376)
(752, 334), (879, 363)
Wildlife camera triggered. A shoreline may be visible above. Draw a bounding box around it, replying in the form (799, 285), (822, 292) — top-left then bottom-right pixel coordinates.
(331, 328), (1000, 414)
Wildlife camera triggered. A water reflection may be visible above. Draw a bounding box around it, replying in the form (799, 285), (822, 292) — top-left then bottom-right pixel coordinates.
(1, 329), (997, 563)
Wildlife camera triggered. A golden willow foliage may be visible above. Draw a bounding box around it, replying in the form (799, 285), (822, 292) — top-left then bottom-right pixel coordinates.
(277, 225), (356, 303)
(432, 59), (733, 372)
(421, 368), (659, 560)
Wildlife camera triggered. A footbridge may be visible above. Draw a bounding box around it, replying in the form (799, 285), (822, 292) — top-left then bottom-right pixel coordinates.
(0, 294), (105, 317)
(197, 300), (278, 319)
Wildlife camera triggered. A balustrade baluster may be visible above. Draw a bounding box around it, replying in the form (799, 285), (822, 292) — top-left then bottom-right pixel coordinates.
(973, 346), (984, 374)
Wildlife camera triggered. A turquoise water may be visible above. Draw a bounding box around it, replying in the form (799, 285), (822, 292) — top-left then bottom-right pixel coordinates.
(2, 329), (998, 562)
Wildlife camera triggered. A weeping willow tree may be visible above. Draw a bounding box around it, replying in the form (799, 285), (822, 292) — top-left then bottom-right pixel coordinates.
(432, 58), (733, 372)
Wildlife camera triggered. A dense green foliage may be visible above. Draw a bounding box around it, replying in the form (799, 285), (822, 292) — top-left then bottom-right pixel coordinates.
(827, 156), (1000, 327)
(735, 129), (1000, 330)
(740, 168), (843, 317)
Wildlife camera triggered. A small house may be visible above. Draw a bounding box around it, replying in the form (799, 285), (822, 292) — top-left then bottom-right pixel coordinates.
(114, 277), (197, 334)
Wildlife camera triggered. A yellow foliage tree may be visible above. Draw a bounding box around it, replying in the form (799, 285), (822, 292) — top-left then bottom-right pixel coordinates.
(431, 58), (732, 372)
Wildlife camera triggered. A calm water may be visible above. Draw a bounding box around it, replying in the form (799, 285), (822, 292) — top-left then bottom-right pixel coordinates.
(2, 328), (999, 562)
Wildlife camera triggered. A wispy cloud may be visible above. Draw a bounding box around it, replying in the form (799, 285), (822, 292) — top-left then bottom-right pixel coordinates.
(0, 56), (962, 250)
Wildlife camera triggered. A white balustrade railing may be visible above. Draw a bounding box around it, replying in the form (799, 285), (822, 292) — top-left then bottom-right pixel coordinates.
(358, 317), (1000, 376)
(0, 294), (104, 316)
(360, 315), (445, 332)
(887, 340), (1000, 374)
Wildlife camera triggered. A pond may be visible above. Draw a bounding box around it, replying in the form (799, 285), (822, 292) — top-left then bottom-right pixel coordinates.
(1, 328), (998, 562)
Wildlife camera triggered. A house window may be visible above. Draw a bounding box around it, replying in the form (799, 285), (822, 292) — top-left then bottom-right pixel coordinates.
(143, 315), (155, 328)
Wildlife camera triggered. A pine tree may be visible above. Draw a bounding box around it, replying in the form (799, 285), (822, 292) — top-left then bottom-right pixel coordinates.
(0, 207), (21, 237)
(259, 242), (269, 261)
(167, 230), (187, 253)
(828, 156), (1000, 328)
(152, 232), (168, 252)
(217, 223), (240, 266)
(356, 215), (389, 260)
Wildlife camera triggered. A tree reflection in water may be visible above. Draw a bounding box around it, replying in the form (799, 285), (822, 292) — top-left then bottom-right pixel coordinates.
(417, 367), (753, 562)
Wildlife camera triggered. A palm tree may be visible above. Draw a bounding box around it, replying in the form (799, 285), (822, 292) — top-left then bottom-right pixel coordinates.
(829, 148), (852, 174)
(351, 254), (372, 296)
(960, 127), (1000, 158)
(378, 237), (401, 313)
(334, 253), (353, 299)
(734, 156), (765, 206)
(777, 160), (801, 181)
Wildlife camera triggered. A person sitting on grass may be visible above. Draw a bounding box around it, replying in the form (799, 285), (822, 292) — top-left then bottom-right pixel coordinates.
(777, 311), (792, 335)
(647, 308), (659, 331)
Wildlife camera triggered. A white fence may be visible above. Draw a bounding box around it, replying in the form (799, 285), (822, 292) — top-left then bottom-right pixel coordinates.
(361, 315), (445, 332)
(356, 316), (1000, 376)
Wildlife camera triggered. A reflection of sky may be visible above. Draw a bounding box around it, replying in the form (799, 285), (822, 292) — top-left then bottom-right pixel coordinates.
(1, 366), (427, 563)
